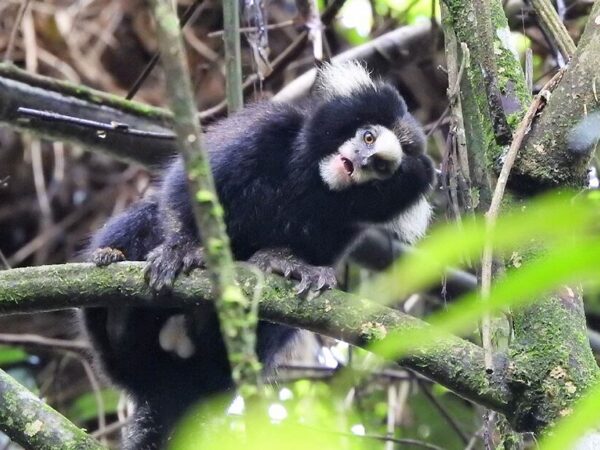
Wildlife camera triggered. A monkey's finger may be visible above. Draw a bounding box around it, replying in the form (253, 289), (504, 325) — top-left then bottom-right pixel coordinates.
(304, 289), (321, 301)
(282, 263), (294, 278)
(314, 276), (329, 292)
(294, 277), (311, 296)
(319, 269), (337, 290)
(182, 251), (206, 274)
(92, 247), (126, 266)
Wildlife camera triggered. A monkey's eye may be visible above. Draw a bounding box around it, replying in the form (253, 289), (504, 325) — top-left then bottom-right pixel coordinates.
(363, 131), (376, 145)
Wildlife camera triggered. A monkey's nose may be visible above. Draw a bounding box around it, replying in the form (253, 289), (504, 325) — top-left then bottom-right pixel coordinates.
(359, 157), (370, 168)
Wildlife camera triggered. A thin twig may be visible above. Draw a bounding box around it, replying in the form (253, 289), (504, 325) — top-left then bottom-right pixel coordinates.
(80, 358), (107, 446)
(16, 107), (175, 140)
(480, 68), (566, 370)
(298, 422), (448, 450)
(4, 0), (32, 62)
(125, 0), (205, 100)
(385, 383), (398, 450)
(0, 333), (89, 352)
(91, 418), (130, 439)
(207, 20), (295, 37)
(419, 380), (470, 444)
(222, 0), (244, 112)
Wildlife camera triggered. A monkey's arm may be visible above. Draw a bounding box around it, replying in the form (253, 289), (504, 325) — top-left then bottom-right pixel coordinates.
(82, 198), (168, 384)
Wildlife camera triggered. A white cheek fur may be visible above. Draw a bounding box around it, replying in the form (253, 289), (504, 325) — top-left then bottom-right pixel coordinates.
(319, 154), (352, 191)
(373, 127), (403, 165)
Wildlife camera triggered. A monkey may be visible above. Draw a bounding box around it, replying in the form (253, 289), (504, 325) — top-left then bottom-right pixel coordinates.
(82, 61), (435, 449)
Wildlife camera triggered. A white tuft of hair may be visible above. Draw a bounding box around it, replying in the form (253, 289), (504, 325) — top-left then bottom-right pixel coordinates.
(159, 314), (196, 359)
(316, 60), (375, 99)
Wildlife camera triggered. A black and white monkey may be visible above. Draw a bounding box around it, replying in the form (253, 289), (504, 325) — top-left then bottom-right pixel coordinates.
(82, 61), (435, 449)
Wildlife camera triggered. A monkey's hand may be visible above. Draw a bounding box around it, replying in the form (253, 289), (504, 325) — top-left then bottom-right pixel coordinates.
(248, 248), (337, 295)
(91, 247), (126, 266)
(145, 241), (206, 291)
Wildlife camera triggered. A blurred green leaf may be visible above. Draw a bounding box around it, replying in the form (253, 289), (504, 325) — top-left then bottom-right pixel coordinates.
(0, 345), (29, 366)
(68, 388), (120, 425)
(361, 192), (599, 306)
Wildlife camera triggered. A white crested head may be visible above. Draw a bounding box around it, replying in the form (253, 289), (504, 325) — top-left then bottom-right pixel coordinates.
(316, 60), (375, 100)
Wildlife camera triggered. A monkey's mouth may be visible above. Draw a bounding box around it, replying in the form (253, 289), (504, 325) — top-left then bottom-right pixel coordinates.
(341, 157), (354, 176)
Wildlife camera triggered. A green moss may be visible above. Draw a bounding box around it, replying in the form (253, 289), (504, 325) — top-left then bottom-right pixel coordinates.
(508, 294), (600, 432)
(195, 189), (215, 203)
(0, 63), (171, 121)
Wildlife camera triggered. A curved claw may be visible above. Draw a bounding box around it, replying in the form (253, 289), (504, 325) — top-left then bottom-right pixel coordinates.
(144, 243), (206, 292)
(249, 249), (337, 297)
(247, 252), (274, 273)
(182, 247), (207, 274)
(293, 266), (337, 296)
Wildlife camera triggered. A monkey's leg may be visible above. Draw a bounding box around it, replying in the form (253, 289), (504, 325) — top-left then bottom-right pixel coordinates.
(248, 248), (337, 294)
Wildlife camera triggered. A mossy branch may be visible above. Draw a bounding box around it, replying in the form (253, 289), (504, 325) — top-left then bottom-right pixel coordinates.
(0, 262), (511, 413)
(0, 63), (176, 167)
(0, 368), (106, 450)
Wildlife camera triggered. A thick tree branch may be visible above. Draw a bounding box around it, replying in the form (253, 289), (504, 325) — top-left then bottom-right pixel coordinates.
(512, 1), (600, 190)
(0, 262), (512, 413)
(0, 368), (105, 450)
(0, 63), (176, 167)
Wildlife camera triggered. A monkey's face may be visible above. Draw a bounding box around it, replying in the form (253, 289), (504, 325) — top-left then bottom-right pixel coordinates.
(319, 125), (403, 191)
(307, 61), (429, 193)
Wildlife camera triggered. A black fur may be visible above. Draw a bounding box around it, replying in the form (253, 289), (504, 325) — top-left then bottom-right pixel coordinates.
(83, 71), (434, 449)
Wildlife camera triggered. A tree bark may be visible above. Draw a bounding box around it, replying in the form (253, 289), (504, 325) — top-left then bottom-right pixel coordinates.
(0, 262), (512, 413)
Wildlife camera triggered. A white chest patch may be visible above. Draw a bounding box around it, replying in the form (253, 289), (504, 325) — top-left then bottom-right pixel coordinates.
(386, 197), (432, 244)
